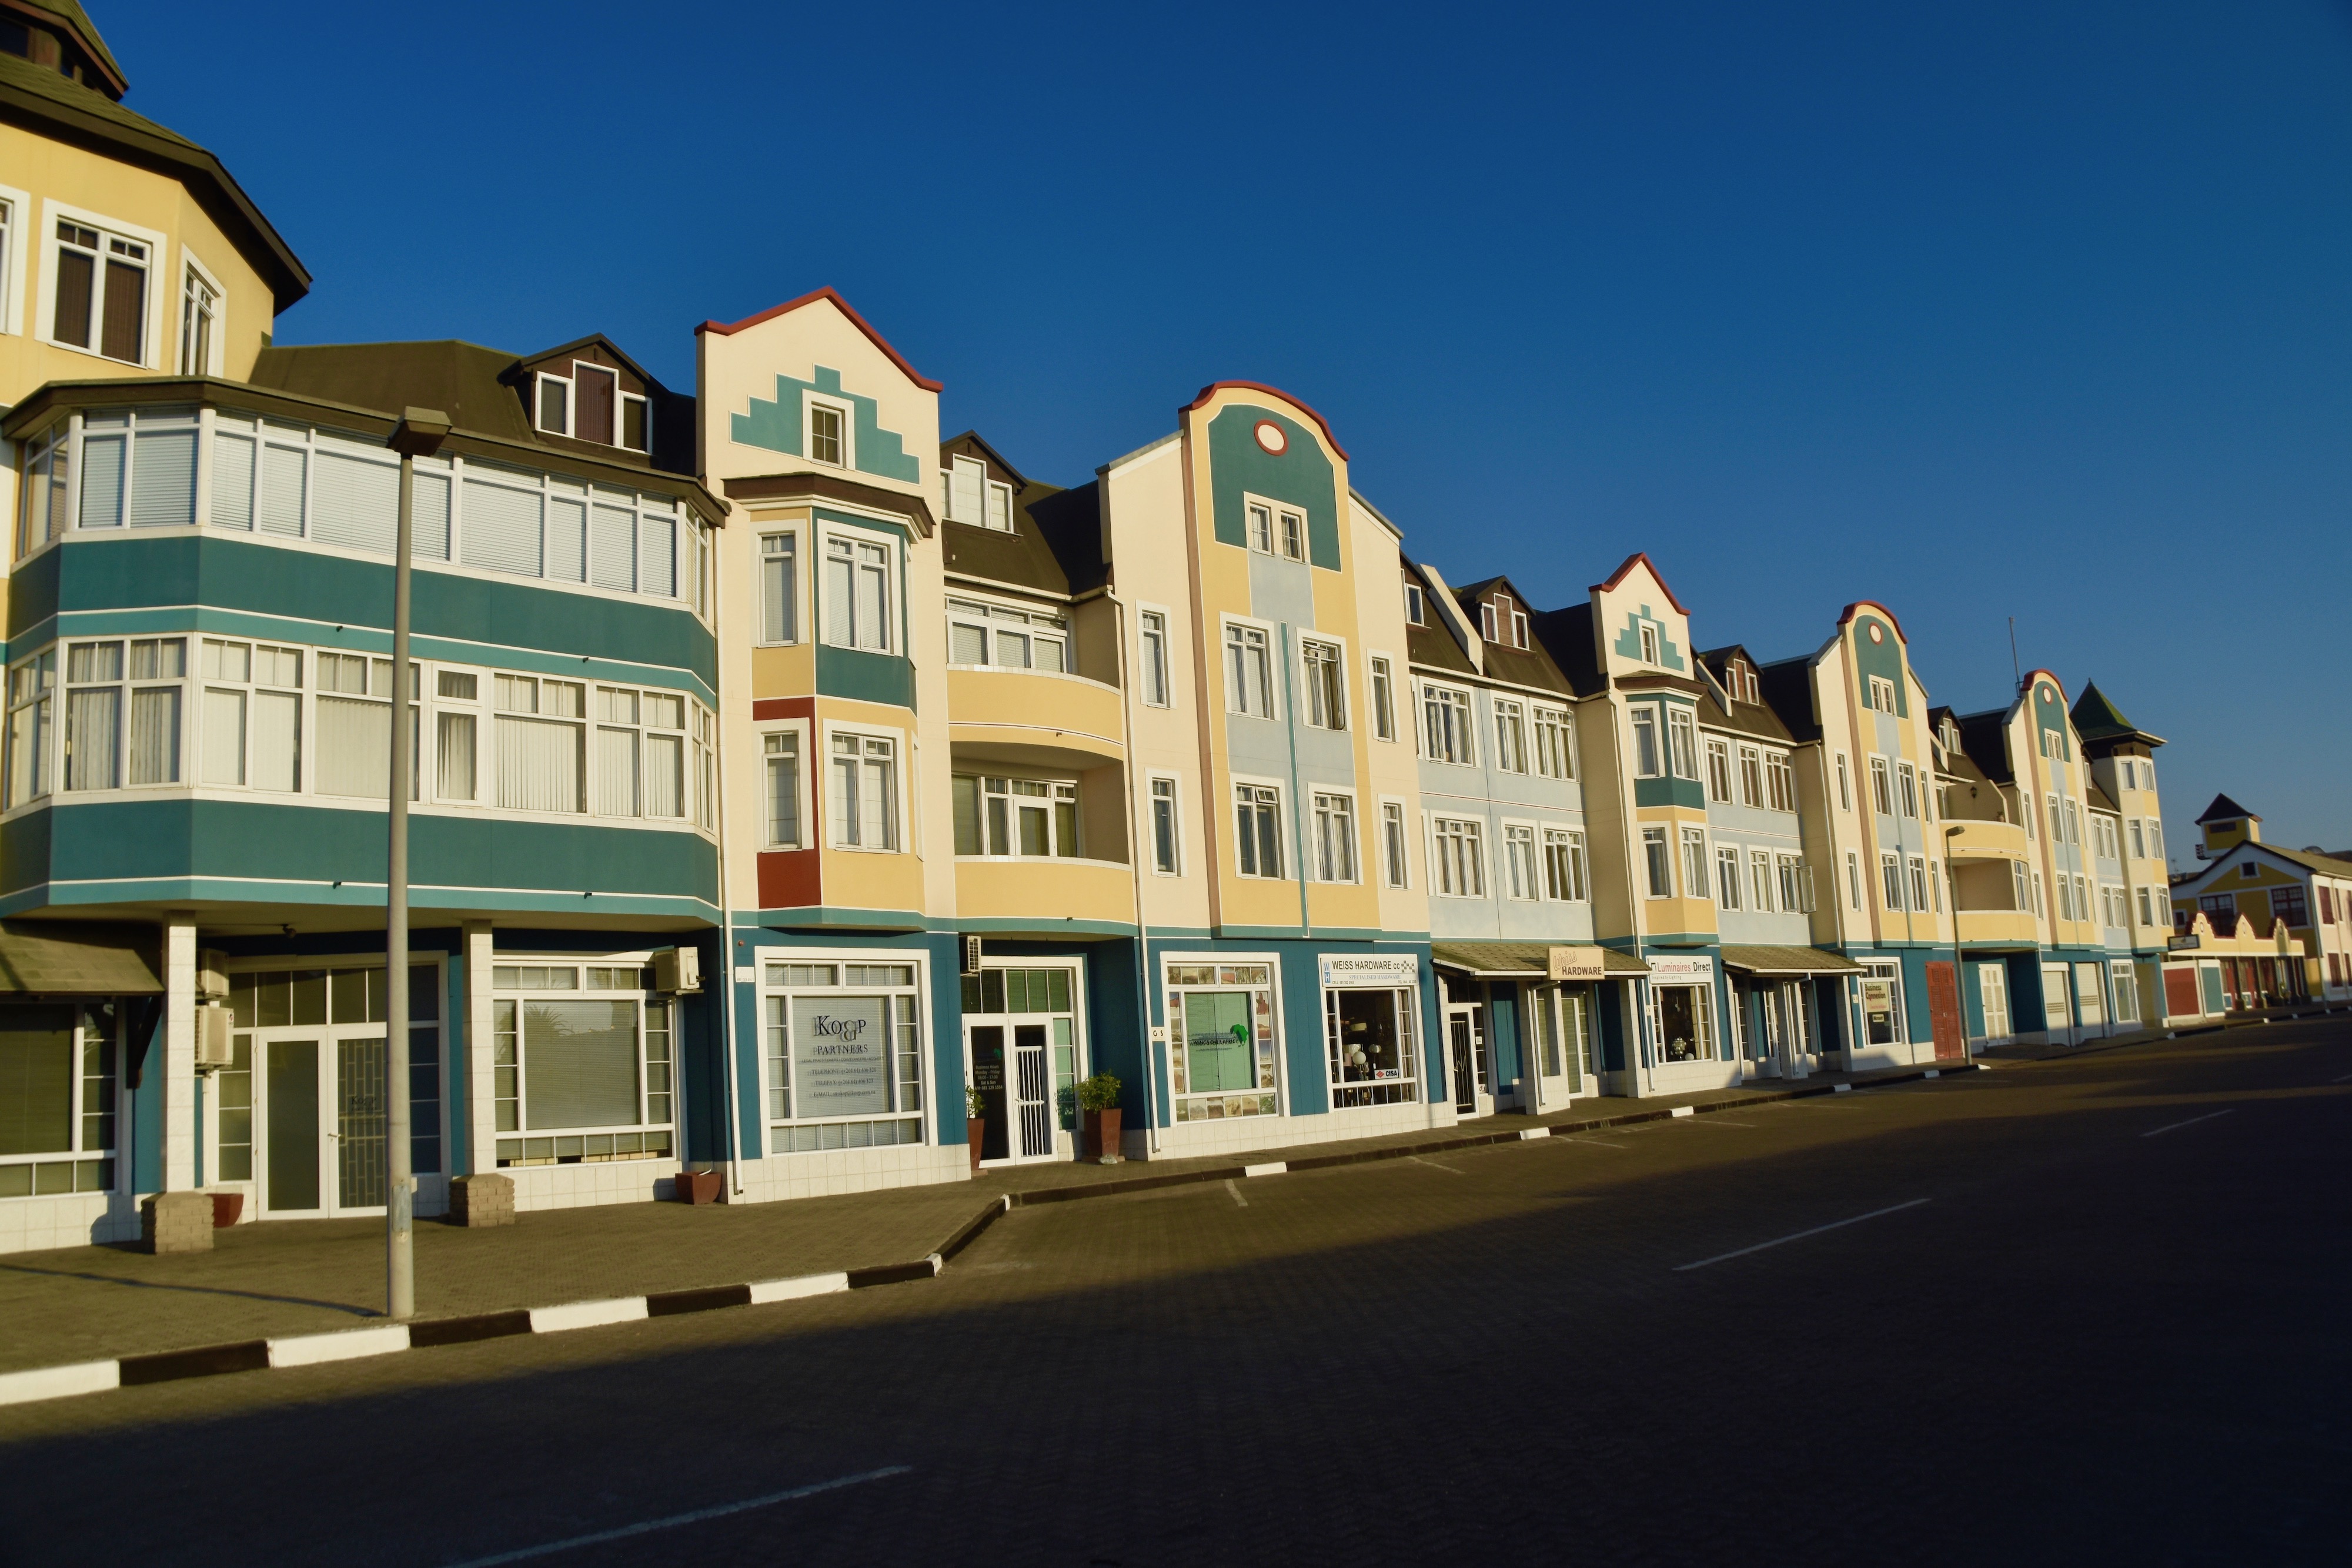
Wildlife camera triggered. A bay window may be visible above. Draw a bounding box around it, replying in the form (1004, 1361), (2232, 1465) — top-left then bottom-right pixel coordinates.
(202, 639), (303, 792)
(1642, 827), (1671, 897)
(65, 637), (183, 790)
(824, 536), (894, 652)
(495, 674), (584, 813)
(1631, 707), (1661, 778)
(761, 534), (798, 643)
(831, 733), (900, 850)
(765, 732), (801, 847)
(1668, 707), (1698, 779)
(7, 651), (56, 805)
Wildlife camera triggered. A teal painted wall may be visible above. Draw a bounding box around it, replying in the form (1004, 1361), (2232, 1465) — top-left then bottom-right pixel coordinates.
(1633, 775), (1706, 809)
(10, 535), (716, 696)
(1852, 615), (1909, 719)
(1207, 406), (1340, 569)
(2032, 681), (2072, 760)
(816, 644), (914, 708)
(729, 366), (921, 484)
(1609, 606), (1687, 673)
(3, 799), (716, 907)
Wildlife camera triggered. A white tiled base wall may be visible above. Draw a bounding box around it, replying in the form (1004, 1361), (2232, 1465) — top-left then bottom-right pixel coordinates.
(506, 1158), (677, 1213)
(731, 1142), (970, 1205)
(1134, 1098), (1454, 1162)
(0, 1193), (140, 1256)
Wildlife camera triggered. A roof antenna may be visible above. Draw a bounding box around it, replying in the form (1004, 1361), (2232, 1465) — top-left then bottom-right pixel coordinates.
(2007, 616), (2023, 696)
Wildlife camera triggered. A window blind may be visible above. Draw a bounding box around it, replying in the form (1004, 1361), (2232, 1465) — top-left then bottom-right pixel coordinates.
(126, 687), (179, 785)
(590, 504), (634, 591)
(413, 470), (451, 559)
(252, 691), (300, 791)
(462, 479), (543, 576)
(436, 711), (475, 800)
(312, 445), (397, 552)
(64, 688), (118, 790)
(643, 733), (683, 818)
(128, 427), (196, 527)
(593, 727), (638, 816)
(211, 432), (255, 529)
(640, 515), (676, 599)
(317, 695), (389, 798)
(0, 1011), (75, 1155)
(498, 714), (581, 813)
(546, 494), (586, 583)
(202, 687), (245, 785)
(258, 442), (307, 537)
(78, 430), (123, 527)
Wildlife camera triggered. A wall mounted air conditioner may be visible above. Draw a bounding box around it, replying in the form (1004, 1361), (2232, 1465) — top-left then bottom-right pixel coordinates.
(195, 1003), (234, 1069)
(653, 947), (701, 994)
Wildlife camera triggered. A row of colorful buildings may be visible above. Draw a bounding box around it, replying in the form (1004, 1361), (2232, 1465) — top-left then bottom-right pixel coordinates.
(0, 2), (2343, 1252)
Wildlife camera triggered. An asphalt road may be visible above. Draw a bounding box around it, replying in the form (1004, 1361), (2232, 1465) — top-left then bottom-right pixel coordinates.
(3, 1020), (2347, 1567)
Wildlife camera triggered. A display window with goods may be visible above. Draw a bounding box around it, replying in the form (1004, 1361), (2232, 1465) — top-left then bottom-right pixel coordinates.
(1166, 960), (1280, 1122)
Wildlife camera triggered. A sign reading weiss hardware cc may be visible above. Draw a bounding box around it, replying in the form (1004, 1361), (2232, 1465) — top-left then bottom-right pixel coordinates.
(1319, 954), (1419, 986)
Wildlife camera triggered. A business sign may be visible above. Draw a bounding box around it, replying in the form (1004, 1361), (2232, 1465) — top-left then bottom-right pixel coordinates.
(1646, 954), (1716, 984)
(1320, 953), (1419, 987)
(2167, 934), (2200, 951)
(1548, 946), (1608, 982)
(790, 996), (890, 1118)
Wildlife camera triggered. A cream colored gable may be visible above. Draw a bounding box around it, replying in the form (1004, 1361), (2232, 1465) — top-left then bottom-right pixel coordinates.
(1592, 557), (1692, 681)
(697, 295), (940, 497)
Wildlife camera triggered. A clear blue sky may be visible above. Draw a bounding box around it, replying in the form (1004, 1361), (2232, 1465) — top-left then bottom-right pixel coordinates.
(103, 0), (2352, 859)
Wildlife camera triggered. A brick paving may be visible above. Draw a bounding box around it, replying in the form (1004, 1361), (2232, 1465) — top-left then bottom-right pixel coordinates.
(0, 1016), (2343, 1566)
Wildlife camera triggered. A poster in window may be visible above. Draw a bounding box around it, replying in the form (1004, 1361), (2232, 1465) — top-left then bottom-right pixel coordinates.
(791, 996), (890, 1117)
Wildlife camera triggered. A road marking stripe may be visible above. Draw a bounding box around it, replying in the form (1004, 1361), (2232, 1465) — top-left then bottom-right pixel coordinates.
(1223, 1178), (1248, 1208)
(2333, 1072), (2352, 1084)
(1673, 1198), (1931, 1272)
(439, 1466), (914, 1568)
(267, 1325), (410, 1369)
(1558, 1137), (1629, 1149)
(1406, 1155), (1463, 1175)
(0, 1360), (117, 1406)
(2140, 1108), (2236, 1139)
(528, 1298), (647, 1334)
(1684, 1118), (1756, 1128)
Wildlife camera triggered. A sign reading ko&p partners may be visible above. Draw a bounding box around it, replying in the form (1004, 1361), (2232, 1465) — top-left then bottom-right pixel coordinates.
(791, 996), (890, 1118)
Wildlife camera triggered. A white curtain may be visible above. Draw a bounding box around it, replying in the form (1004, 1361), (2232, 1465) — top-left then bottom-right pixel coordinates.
(436, 711), (475, 800)
(126, 687), (179, 785)
(643, 733), (682, 818)
(202, 688), (246, 785)
(824, 553), (854, 647)
(317, 695), (388, 798)
(64, 688), (117, 790)
(252, 690), (300, 791)
(499, 715), (581, 812)
(593, 726), (638, 816)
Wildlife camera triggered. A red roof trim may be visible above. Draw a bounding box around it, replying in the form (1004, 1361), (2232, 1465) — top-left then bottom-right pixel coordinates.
(694, 287), (943, 393)
(1836, 599), (1910, 644)
(2017, 667), (2067, 703)
(1589, 551), (1690, 614)
(1183, 381), (1349, 461)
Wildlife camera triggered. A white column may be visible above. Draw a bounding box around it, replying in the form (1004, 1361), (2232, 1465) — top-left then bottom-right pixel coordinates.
(465, 921), (496, 1175)
(161, 916), (199, 1191)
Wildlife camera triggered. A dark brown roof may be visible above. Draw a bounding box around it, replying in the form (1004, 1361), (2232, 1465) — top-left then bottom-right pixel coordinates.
(1696, 644), (1796, 743)
(8, 0), (126, 95)
(2197, 793), (2258, 825)
(1953, 708), (2016, 787)
(1404, 560), (1476, 675)
(0, 49), (308, 309)
(1526, 601), (1606, 697)
(1756, 655), (1822, 744)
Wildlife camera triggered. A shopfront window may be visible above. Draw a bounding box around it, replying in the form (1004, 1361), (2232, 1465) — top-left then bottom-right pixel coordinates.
(1650, 983), (1716, 1064)
(1325, 986), (1416, 1108)
(763, 960), (926, 1153)
(492, 965), (670, 1168)
(0, 1003), (116, 1196)
(1860, 962), (1905, 1046)
(1167, 963), (1278, 1121)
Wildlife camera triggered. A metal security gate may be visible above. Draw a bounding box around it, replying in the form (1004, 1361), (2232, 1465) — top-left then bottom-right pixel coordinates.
(336, 1035), (387, 1209)
(1013, 1023), (1052, 1162)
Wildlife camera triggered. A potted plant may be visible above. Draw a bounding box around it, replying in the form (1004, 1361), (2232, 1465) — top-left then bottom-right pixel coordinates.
(1078, 1072), (1122, 1163)
(965, 1083), (988, 1172)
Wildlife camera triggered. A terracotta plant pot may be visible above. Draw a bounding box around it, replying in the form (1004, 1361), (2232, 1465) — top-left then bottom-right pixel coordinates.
(1083, 1107), (1122, 1161)
(966, 1118), (986, 1172)
(210, 1192), (243, 1228)
(673, 1169), (723, 1205)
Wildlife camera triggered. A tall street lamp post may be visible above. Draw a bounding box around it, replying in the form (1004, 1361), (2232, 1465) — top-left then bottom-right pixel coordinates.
(385, 406), (450, 1321)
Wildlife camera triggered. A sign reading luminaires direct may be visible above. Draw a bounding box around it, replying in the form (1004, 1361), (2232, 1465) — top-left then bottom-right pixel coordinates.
(1548, 946), (1608, 981)
(791, 997), (890, 1118)
(1646, 954), (1716, 983)
(1320, 954), (1418, 986)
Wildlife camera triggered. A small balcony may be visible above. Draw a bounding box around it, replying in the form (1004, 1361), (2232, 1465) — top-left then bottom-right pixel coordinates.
(954, 855), (1136, 933)
(947, 666), (1125, 773)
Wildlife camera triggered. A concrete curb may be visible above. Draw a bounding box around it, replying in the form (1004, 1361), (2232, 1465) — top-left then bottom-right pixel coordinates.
(1005, 1061), (1988, 1213)
(0, 1059), (2019, 1411)
(0, 1191), (1017, 1412)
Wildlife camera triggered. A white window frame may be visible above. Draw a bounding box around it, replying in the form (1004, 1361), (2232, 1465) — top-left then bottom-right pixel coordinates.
(1869, 755), (1893, 816)
(1641, 825), (1672, 898)
(1234, 776), (1286, 880)
(1836, 751), (1852, 812)
(178, 248), (225, 377)
(954, 771), (1082, 860)
(1534, 706), (1575, 780)
(820, 524), (899, 655)
(1501, 819), (1540, 901)
(1299, 635), (1348, 731)
(1868, 675), (1897, 714)
(1667, 706), (1699, 780)
(758, 948), (930, 1153)
(36, 200), (165, 369)
(757, 528), (801, 646)
(1716, 844), (1743, 910)
(1138, 606), (1173, 708)
(1706, 737), (1732, 804)
(1421, 681), (1475, 766)
(761, 722), (811, 849)
(1431, 814), (1488, 899)
(824, 723), (904, 852)
(1680, 826), (1708, 900)
(1368, 653), (1398, 741)
(1492, 697), (1526, 774)
(1309, 785), (1360, 884)
(1163, 952), (1285, 1124)
(490, 955), (671, 1168)
(0, 183), (30, 337)
(1630, 706), (1662, 779)
(534, 370), (573, 437)
(805, 394), (854, 470)
(1543, 827), (1588, 902)
(1639, 623), (1660, 666)
(948, 593), (1070, 674)
(1223, 616), (1278, 720)
(1403, 581), (1424, 624)
(1379, 797), (1411, 890)
(1148, 773), (1183, 875)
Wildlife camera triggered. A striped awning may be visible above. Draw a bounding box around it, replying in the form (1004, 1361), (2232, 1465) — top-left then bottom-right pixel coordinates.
(0, 921), (165, 995)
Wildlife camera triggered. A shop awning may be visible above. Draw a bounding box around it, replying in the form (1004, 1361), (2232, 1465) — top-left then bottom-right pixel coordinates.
(1718, 944), (1867, 978)
(1431, 941), (1648, 979)
(0, 921), (165, 995)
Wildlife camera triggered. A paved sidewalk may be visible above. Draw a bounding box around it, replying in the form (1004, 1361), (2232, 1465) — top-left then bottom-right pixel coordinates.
(0, 1057), (1962, 1375)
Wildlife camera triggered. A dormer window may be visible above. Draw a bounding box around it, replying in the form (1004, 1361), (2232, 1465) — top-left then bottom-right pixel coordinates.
(51, 220), (147, 364)
(534, 360), (651, 452)
(1404, 582), (1425, 625)
(808, 402), (845, 467)
(1480, 598), (1530, 648)
(1745, 669), (1760, 703)
(1513, 610), (1529, 648)
(1639, 624), (1659, 665)
(1481, 602), (1499, 641)
(943, 456), (1015, 530)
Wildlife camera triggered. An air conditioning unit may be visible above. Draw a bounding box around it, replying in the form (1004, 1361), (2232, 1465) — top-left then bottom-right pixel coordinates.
(198, 950), (229, 1002)
(652, 947), (701, 994)
(194, 1003), (234, 1068)
(963, 935), (983, 977)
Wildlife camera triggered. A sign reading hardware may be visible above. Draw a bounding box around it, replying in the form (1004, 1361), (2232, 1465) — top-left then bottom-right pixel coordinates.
(790, 997), (890, 1117)
(1547, 946), (1608, 981)
(1646, 954), (1716, 982)
(1320, 954), (1419, 986)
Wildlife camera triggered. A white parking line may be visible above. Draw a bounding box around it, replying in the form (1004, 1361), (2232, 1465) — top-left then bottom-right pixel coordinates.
(440, 1466), (913, 1567)
(1682, 1118), (1758, 1128)
(2140, 1108), (2236, 1139)
(1407, 1155), (1464, 1175)
(2333, 1072), (2352, 1084)
(1558, 1137), (1631, 1150)
(1224, 1179), (1248, 1208)
(1672, 1199), (1931, 1272)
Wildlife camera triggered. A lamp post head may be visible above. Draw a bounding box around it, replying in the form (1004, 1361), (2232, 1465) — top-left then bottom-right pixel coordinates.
(388, 407), (452, 459)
